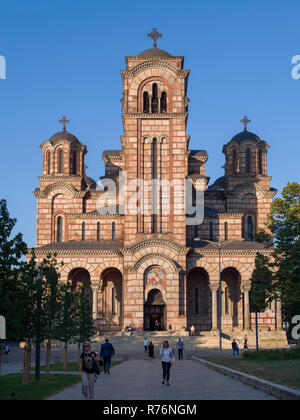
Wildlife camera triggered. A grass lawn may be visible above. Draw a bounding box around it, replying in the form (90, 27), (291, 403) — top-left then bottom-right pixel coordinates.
(202, 356), (300, 390)
(0, 373), (80, 400)
(31, 360), (122, 372)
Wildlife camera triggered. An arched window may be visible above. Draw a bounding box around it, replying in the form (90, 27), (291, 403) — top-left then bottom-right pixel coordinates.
(246, 215), (254, 241)
(82, 222), (86, 241)
(246, 148), (251, 173)
(46, 150), (51, 175)
(224, 222), (228, 241)
(97, 222), (101, 241)
(233, 150), (238, 174)
(225, 287), (229, 315)
(209, 221), (213, 241)
(143, 91), (149, 113)
(72, 150), (77, 175)
(194, 287), (199, 315)
(151, 138), (157, 233)
(83, 198), (87, 213)
(58, 149), (63, 173)
(151, 83), (158, 113)
(57, 216), (62, 243)
(112, 222), (116, 240)
(160, 91), (167, 113)
(258, 150), (263, 174)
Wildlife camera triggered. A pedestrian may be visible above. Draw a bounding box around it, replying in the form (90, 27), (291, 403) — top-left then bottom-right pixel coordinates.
(79, 343), (98, 400)
(160, 340), (173, 386)
(232, 339), (238, 356)
(144, 337), (148, 354)
(4, 344), (10, 356)
(168, 324), (173, 334)
(100, 338), (115, 374)
(148, 341), (154, 360)
(190, 325), (195, 336)
(243, 335), (248, 352)
(236, 341), (240, 356)
(176, 338), (184, 360)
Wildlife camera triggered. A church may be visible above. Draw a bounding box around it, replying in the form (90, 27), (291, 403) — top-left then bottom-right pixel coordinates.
(32, 30), (286, 344)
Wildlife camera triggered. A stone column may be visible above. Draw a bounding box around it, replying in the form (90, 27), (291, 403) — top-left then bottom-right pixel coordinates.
(91, 285), (99, 320)
(276, 298), (283, 330)
(210, 283), (218, 331)
(242, 284), (251, 330)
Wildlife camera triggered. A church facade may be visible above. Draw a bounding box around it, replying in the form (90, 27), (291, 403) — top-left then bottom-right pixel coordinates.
(32, 32), (285, 339)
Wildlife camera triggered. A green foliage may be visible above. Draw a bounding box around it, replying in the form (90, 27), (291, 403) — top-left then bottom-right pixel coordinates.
(0, 200), (28, 340)
(254, 227), (272, 243)
(250, 253), (274, 312)
(243, 348), (300, 361)
(56, 281), (78, 344)
(75, 287), (96, 344)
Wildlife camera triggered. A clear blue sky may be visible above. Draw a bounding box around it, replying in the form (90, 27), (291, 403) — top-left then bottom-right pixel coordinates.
(0, 0), (300, 248)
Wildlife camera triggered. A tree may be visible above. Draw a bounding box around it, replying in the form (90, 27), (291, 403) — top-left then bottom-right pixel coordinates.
(250, 253), (274, 350)
(74, 286), (97, 367)
(40, 255), (63, 376)
(0, 199), (27, 340)
(56, 281), (78, 370)
(262, 182), (300, 331)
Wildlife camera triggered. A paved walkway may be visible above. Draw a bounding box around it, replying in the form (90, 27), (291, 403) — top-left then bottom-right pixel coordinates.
(48, 359), (276, 400)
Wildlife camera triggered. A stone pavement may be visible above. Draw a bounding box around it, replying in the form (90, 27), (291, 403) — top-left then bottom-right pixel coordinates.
(48, 358), (276, 400)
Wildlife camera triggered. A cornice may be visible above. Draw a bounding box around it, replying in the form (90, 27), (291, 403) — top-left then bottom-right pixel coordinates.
(190, 248), (274, 257)
(67, 213), (123, 219)
(122, 112), (187, 119)
(30, 248), (122, 257)
(38, 175), (82, 182)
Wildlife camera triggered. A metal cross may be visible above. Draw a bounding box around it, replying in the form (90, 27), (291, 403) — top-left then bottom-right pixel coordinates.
(59, 116), (70, 132)
(147, 28), (162, 48)
(240, 115), (251, 131)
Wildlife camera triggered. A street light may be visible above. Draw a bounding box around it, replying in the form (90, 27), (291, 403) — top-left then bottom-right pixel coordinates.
(193, 236), (245, 356)
(35, 266), (43, 381)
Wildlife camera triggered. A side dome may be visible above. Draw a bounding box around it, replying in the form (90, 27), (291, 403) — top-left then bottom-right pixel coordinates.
(48, 130), (80, 145)
(138, 47), (172, 57)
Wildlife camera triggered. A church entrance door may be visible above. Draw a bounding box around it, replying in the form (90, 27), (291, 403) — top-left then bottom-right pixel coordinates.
(144, 289), (166, 331)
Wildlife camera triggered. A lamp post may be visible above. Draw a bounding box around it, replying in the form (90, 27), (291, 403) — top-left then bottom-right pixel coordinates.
(193, 236), (244, 356)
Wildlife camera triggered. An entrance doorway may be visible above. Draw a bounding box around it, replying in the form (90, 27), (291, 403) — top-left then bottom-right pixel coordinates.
(144, 289), (166, 331)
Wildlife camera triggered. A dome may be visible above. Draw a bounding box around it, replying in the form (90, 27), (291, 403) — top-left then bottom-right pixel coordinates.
(138, 47), (172, 57)
(48, 130), (80, 144)
(230, 130), (261, 143)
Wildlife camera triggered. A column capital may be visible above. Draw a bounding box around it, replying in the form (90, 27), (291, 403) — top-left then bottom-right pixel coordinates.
(241, 283), (251, 293)
(91, 284), (99, 291)
(209, 282), (219, 292)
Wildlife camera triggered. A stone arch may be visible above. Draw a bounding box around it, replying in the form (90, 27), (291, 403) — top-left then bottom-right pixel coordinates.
(61, 261), (96, 283)
(137, 76), (174, 113)
(187, 267), (212, 332)
(99, 267), (123, 329)
(129, 61), (179, 78)
(99, 262), (123, 281)
(132, 253), (179, 274)
(220, 267), (242, 329)
(43, 183), (77, 198)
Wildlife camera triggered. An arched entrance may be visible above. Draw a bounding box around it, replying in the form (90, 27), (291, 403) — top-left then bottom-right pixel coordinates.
(220, 267), (242, 330)
(144, 289), (166, 331)
(99, 268), (123, 331)
(187, 268), (211, 332)
(68, 268), (92, 300)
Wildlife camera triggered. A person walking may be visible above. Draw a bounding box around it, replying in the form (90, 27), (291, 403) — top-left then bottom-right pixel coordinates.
(100, 338), (115, 374)
(243, 335), (249, 352)
(190, 325), (195, 336)
(176, 338), (184, 360)
(79, 343), (98, 400)
(144, 338), (148, 354)
(160, 340), (173, 386)
(148, 341), (154, 360)
(232, 339), (238, 356)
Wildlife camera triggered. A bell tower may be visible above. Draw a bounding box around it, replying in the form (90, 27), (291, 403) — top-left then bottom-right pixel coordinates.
(120, 29), (190, 246)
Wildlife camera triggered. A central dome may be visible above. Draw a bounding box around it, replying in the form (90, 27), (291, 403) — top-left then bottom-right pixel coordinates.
(138, 47), (172, 57)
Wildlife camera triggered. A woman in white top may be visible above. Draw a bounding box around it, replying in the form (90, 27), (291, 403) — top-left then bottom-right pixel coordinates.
(160, 340), (173, 385)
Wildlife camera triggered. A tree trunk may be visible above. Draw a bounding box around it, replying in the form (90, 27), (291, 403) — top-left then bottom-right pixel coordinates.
(0, 344), (2, 376)
(63, 342), (68, 371)
(45, 339), (51, 376)
(23, 342), (31, 385)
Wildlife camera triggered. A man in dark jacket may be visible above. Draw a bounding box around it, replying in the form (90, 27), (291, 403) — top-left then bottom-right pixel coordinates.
(100, 339), (115, 374)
